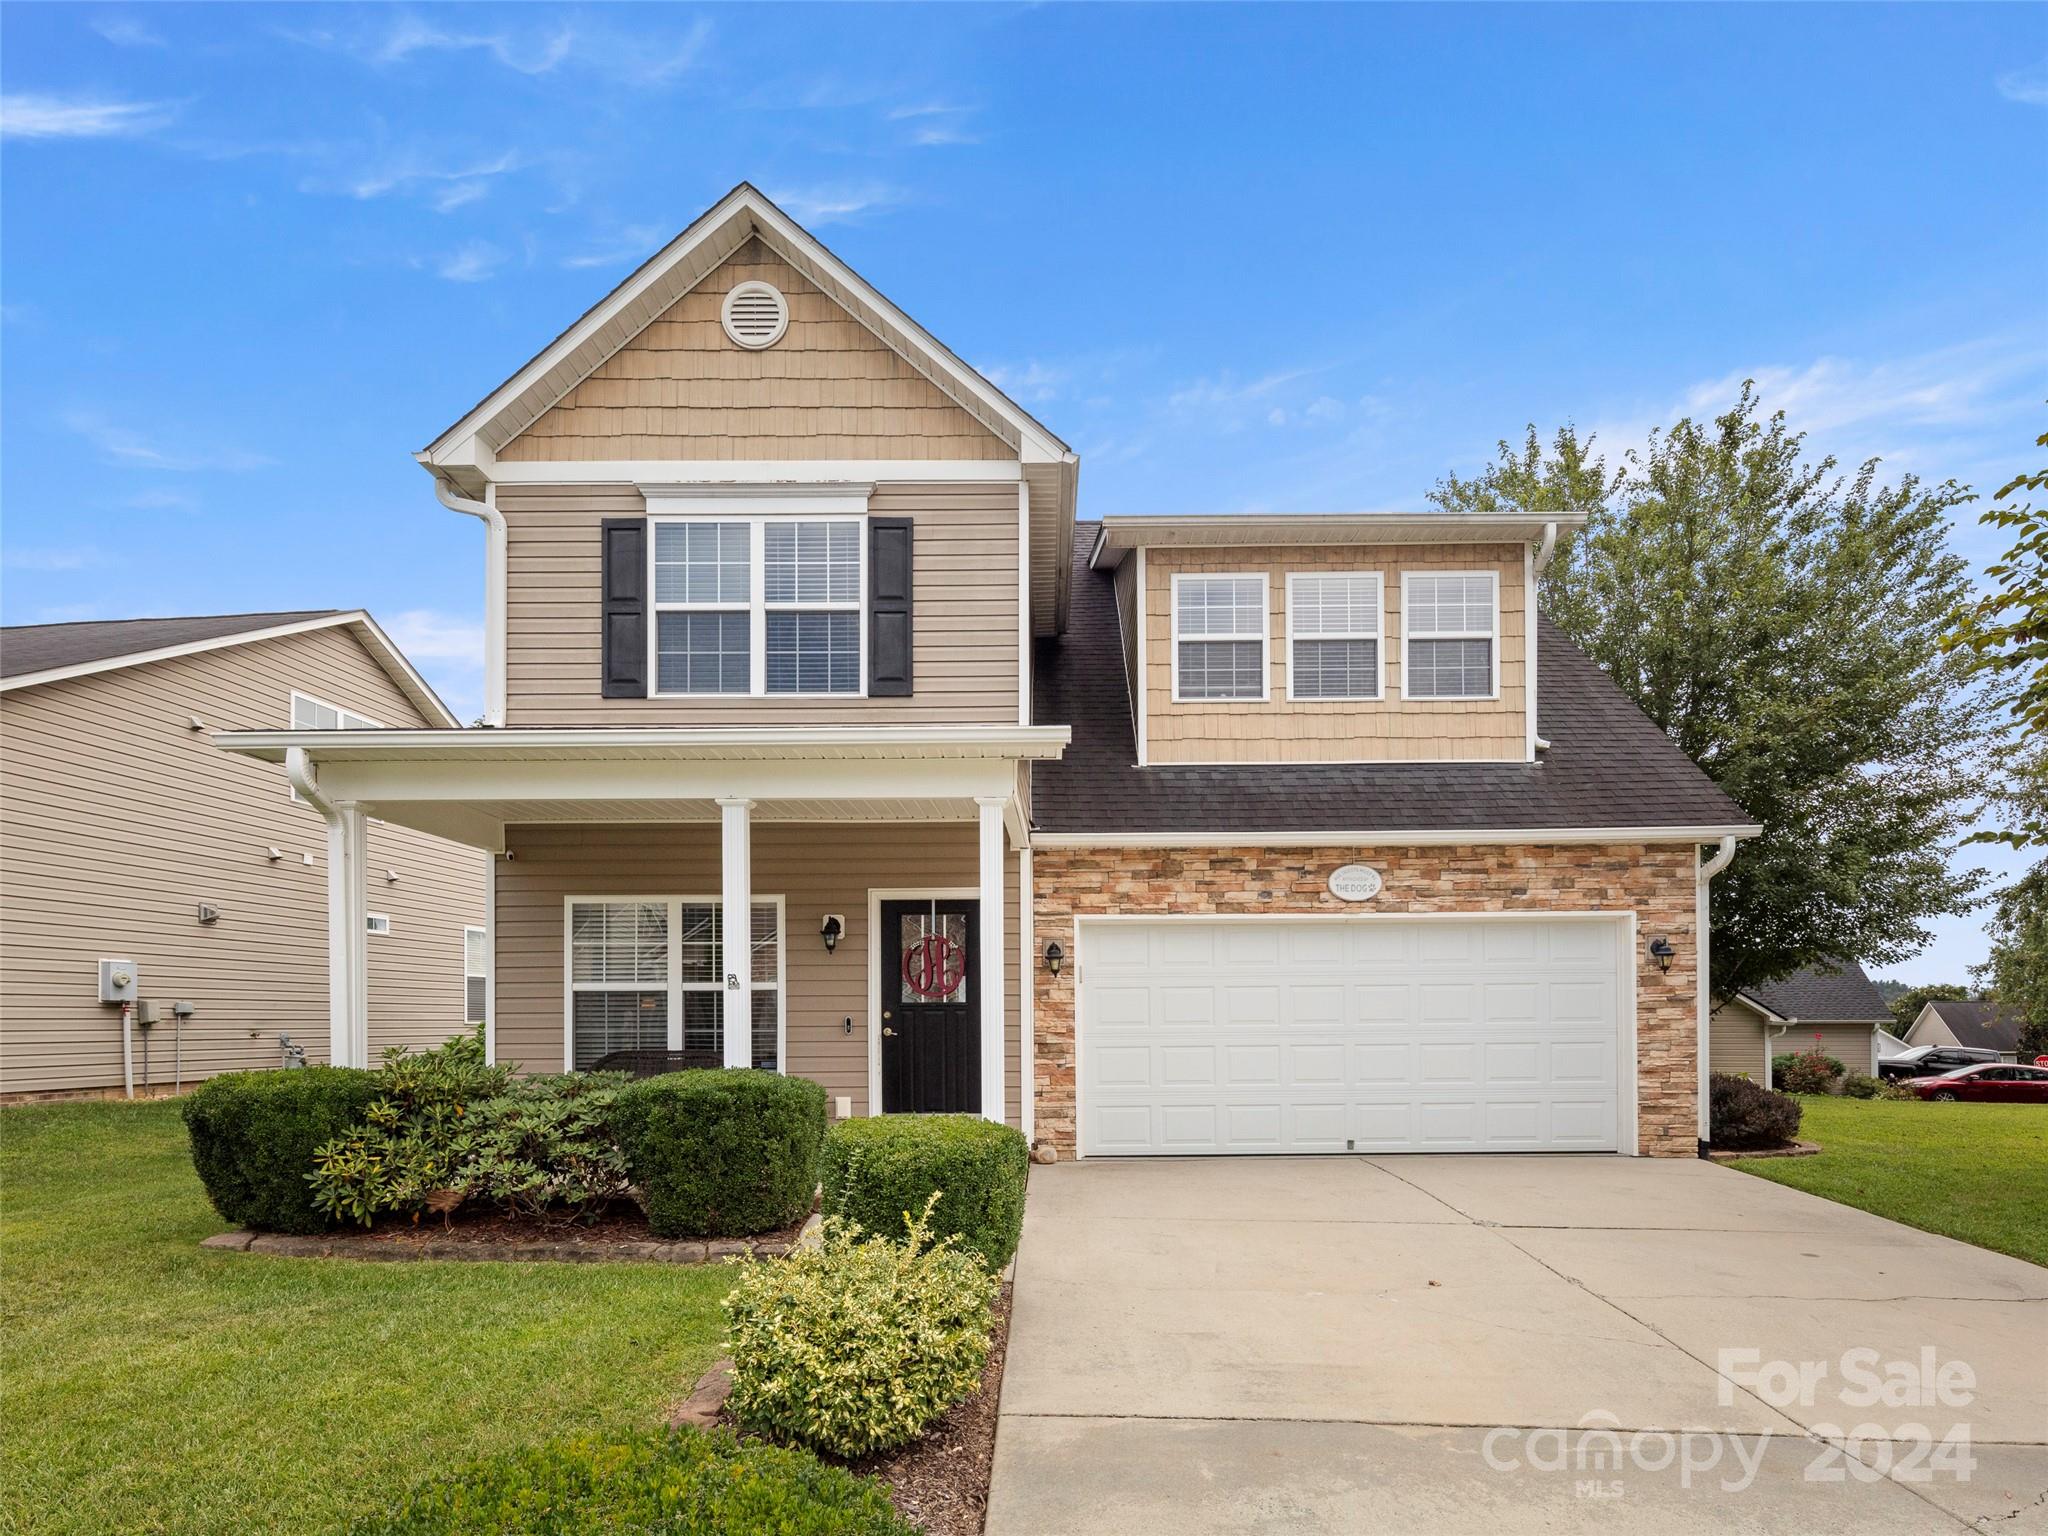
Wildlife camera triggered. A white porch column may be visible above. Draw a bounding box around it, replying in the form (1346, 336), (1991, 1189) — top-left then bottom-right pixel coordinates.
(976, 796), (1008, 1124)
(327, 801), (369, 1067)
(719, 797), (753, 1069)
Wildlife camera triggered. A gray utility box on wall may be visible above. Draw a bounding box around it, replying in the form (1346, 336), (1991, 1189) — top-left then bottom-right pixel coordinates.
(98, 959), (139, 1004)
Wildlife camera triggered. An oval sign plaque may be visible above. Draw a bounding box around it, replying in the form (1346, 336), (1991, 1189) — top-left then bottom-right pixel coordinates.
(1328, 864), (1383, 902)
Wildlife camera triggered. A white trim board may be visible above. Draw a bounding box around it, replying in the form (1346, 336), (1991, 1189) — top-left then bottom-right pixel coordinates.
(488, 460), (1025, 486)
(2, 611), (460, 728)
(1068, 910), (1640, 1159)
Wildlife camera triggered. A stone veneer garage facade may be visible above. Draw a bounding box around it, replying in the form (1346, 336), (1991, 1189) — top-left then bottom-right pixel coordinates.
(1030, 843), (1701, 1161)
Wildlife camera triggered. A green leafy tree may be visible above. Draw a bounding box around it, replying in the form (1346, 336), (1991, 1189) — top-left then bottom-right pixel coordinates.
(1946, 425), (2048, 850)
(1432, 385), (1990, 1001)
(1974, 867), (2048, 1050)
(1884, 983), (1971, 1038)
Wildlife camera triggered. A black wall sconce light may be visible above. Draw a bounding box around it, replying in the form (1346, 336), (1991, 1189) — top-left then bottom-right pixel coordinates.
(1044, 941), (1065, 976)
(820, 914), (844, 955)
(1647, 937), (1675, 973)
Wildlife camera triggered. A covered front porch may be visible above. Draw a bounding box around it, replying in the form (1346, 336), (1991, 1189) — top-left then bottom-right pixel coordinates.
(211, 725), (1067, 1131)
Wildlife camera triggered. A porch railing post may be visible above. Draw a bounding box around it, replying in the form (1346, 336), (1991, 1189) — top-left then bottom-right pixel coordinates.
(976, 796), (1008, 1124)
(718, 797), (754, 1069)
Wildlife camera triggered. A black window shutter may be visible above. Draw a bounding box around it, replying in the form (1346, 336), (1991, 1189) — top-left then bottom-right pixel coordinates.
(868, 517), (914, 696)
(600, 517), (647, 699)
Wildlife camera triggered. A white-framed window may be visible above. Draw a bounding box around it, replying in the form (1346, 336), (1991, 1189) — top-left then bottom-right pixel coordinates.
(650, 515), (865, 698)
(464, 926), (488, 1026)
(366, 913), (392, 936)
(1287, 572), (1383, 701)
(1171, 572), (1268, 702)
(288, 690), (381, 801)
(564, 896), (784, 1072)
(1402, 570), (1499, 700)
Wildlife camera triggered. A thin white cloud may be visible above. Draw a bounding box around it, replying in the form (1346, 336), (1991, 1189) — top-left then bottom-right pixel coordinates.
(1996, 57), (2048, 106)
(887, 102), (966, 120)
(91, 16), (166, 48)
(31, 603), (106, 623)
(123, 488), (198, 510)
(562, 223), (666, 270)
(911, 124), (980, 147)
(435, 242), (505, 283)
(432, 181), (490, 213)
(3, 547), (100, 571)
(63, 411), (272, 472)
(763, 182), (906, 226)
(979, 360), (1067, 404)
(0, 92), (175, 139)
(382, 609), (485, 721)
(374, 14), (575, 74)
(287, 13), (710, 87)
(309, 147), (520, 203)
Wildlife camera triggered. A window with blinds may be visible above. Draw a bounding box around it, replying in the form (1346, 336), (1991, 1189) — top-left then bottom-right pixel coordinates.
(1402, 571), (1498, 700)
(1173, 573), (1268, 701)
(1287, 572), (1383, 700)
(565, 898), (782, 1071)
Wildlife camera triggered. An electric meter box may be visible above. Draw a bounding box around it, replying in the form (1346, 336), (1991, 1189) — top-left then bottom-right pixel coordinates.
(98, 959), (139, 1004)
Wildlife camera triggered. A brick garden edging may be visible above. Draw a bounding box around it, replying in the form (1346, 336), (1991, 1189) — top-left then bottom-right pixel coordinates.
(200, 1213), (822, 1264)
(1705, 1140), (1821, 1162)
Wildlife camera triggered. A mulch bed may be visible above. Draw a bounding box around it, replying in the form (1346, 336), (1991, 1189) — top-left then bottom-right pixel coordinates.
(699, 1281), (1013, 1535)
(201, 1203), (810, 1263)
(851, 1282), (1011, 1535)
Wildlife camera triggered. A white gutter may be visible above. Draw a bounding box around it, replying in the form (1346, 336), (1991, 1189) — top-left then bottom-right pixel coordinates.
(1697, 834), (1738, 1140)
(215, 723), (1073, 761)
(433, 477), (506, 727)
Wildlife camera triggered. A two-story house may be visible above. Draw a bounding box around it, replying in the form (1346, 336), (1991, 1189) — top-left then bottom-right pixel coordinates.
(216, 185), (1757, 1159)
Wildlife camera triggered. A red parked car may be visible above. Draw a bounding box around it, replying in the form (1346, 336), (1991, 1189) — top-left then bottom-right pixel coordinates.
(1906, 1063), (2048, 1103)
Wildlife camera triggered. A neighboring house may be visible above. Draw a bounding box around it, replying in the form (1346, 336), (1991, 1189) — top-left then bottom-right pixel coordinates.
(1707, 962), (1892, 1084)
(0, 611), (489, 1099)
(1904, 998), (2025, 1062)
(214, 184), (1759, 1160)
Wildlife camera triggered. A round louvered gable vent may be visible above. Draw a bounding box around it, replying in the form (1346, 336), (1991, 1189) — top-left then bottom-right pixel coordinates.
(721, 281), (789, 349)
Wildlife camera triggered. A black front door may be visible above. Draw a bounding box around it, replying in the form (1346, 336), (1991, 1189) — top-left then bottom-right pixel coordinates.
(880, 898), (979, 1114)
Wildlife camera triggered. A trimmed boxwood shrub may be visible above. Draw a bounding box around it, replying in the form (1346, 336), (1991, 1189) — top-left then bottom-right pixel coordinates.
(1709, 1072), (1803, 1150)
(609, 1069), (826, 1237)
(182, 1067), (380, 1234)
(822, 1114), (1029, 1269)
(351, 1428), (913, 1535)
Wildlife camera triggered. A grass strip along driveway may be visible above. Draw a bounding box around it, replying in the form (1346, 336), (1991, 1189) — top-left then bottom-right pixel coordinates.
(1727, 1095), (2048, 1267)
(0, 1100), (730, 1536)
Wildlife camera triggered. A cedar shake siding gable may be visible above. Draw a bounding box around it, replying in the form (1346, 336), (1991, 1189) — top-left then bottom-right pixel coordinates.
(0, 625), (488, 1096)
(499, 481), (1020, 727)
(498, 239), (1011, 464)
(1033, 524), (1751, 835)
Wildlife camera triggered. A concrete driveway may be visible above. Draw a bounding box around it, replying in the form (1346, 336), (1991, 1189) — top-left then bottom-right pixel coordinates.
(987, 1157), (2047, 1535)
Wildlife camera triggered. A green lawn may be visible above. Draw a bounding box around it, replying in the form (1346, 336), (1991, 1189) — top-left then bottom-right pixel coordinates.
(0, 1099), (731, 1536)
(1728, 1096), (2048, 1267)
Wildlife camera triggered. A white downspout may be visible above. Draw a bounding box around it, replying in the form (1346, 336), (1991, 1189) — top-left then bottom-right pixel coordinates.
(1530, 523), (1557, 754)
(288, 748), (368, 1068)
(434, 478), (506, 727)
(1532, 520), (1559, 576)
(1697, 835), (1737, 1140)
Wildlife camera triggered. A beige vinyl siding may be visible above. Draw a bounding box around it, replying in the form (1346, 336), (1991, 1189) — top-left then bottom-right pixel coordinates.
(0, 627), (487, 1095)
(1709, 1001), (1771, 1078)
(493, 823), (1023, 1127)
(500, 481), (1021, 727)
(1711, 1006), (1882, 1083)
(498, 238), (1011, 463)
(1142, 543), (1528, 763)
(1774, 1022), (1880, 1077)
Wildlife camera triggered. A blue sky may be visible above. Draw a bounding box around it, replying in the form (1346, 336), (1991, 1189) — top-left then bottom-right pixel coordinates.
(3, 3), (2044, 981)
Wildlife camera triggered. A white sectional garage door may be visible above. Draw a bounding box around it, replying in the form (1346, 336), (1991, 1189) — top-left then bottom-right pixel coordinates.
(1079, 918), (1626, 1156)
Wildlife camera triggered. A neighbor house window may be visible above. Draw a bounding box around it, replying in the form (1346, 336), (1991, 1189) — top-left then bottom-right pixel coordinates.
(1288, 572), (1383, 700)
(566, 898), (782, 1071)
(1402, 571), (1498, 700)
(1172, 573), (1267, 701)
(288, 691), (381, 801)
(651, 517), (864, 698)
(464, 926), (488, 1026)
